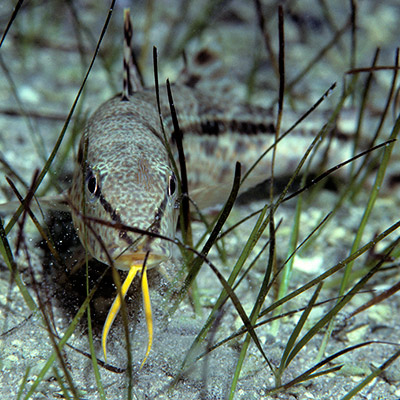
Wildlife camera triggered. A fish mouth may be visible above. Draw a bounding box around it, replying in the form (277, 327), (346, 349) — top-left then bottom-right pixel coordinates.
(114, 251), (167, 270)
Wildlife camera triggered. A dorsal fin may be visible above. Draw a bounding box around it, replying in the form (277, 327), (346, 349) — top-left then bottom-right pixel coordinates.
(122, 9), (143, 100)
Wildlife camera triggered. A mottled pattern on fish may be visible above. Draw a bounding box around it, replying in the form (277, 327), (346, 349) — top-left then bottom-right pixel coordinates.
(70, 94), (179, 270)
(70, 82), (353, 264)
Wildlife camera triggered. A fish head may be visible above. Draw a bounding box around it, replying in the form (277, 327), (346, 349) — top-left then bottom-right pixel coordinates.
(70, 97), (179, 270)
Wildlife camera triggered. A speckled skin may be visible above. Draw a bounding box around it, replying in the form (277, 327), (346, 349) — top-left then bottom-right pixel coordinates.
(70, 92), (179, 270)
(69, 83), (354, 270)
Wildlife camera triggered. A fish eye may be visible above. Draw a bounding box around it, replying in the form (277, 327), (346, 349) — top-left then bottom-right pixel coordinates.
(168, 173), (177, 197)
(86, 169), (101, 200)
(88, 175), (97, 194)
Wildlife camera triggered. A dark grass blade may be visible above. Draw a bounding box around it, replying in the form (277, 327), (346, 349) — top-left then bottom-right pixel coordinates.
(347, 279), (400, 319)
(0, 108), (68, 121)
(268, 4), (284, 200)
(169, 162), (241, 313)
(194, 291), (355, 362)
(269, 341), (389, 394)
(0, 219), (37, 313)
(259, 219), (400, 320)
(22, 265), (110, 399)
(282, 139), (395, 203)
(341, 346), (400, 400)
(152, 47), (180, 181)
(285, 17), (351, 96)
(347, 65), (400, 74)
(0, 53), (48, 162)
(4, 0), (117, 236)
(179, 213), (332, 364)
(123, 9), (145, 90)
(349, 0), (357, 71)
(16, 366), (30, 400)
(52, 367), (72, 400)
(84, 260), (106, 399)
(254, 0), (278, 79)
(283, 238), (399, 371)
(0, 0), (24, 49)
(350, 48), (380, 167)
(277, 5), (285, 125)
(276, 282), (323, 385)
(166, 79), (191, 243)
(241, 82), (336, 187)
(318, 110), (400, 359)
(229, 9), (286, 394)
(22, 241), (81, 400)
(168, 0), (225, 59)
